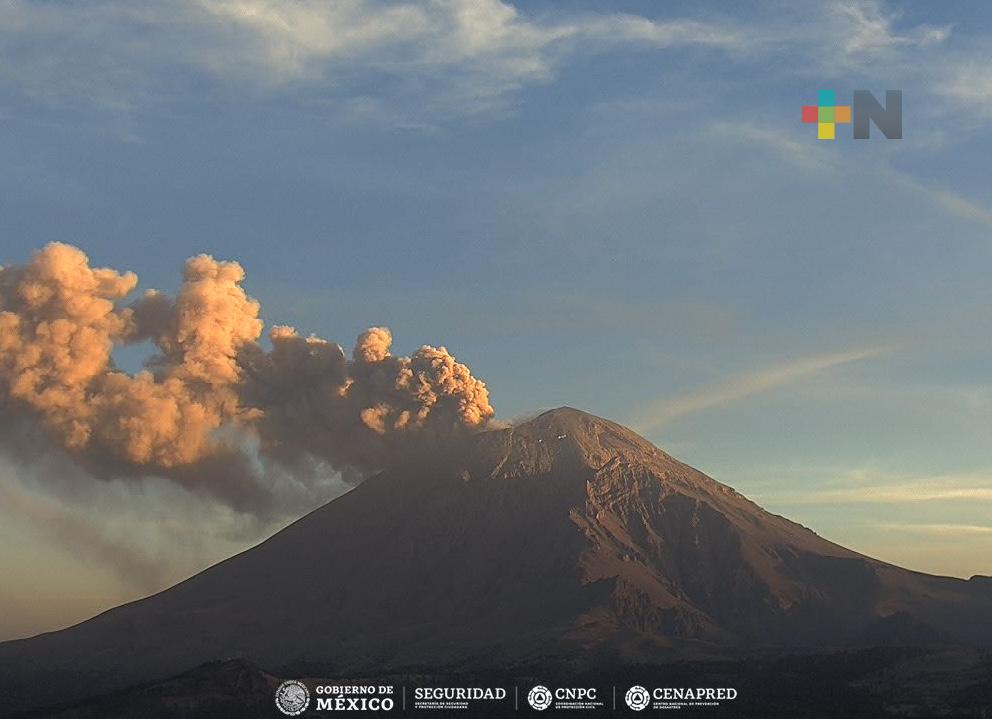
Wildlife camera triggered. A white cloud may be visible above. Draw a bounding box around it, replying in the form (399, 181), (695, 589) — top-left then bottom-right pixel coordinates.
(0, 0), (977, 129)
(191, 0), (751, 79)
(938, 62), (992, 117)
(189, 0), (754, 114)
(0, 0), (749, 117)
(827, 0), (950, 58)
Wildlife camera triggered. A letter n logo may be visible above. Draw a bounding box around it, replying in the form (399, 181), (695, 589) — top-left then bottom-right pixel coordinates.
(853, 90), (902, 139)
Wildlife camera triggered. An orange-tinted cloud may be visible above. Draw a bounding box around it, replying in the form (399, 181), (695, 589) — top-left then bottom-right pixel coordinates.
(0, 243), (494, 509)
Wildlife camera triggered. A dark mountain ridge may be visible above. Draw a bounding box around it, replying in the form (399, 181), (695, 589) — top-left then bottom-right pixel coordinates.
(1, 407), (990, 715)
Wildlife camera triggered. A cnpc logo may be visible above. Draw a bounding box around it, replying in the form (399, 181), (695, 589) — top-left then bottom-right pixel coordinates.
(801, 90), (902, 140)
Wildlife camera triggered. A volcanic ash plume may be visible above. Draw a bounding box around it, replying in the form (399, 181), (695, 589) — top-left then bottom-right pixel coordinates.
(0, 243), (494, 495)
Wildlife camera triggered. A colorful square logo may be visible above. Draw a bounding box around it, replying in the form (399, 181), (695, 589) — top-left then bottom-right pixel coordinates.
(802, 91), (851, 140)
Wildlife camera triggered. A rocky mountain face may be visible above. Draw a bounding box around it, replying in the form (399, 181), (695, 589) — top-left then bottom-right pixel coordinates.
(1, 407), (990, 715)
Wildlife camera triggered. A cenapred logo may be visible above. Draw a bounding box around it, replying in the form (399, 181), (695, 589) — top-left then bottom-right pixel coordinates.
(625, 685), (651, 711)
(274, 680), (310, 716)
(802, 90), (902, 140)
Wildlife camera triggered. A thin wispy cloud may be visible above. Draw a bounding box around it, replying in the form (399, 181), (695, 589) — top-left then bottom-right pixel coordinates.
(813, 485), (992, 503)
(706, 122), (838, 172)
(630, 345), (891, 433)
(765, 472), (992, 505)
(711, 123), (992, 230)
(880, 522), (992, 536)
(885, 170), (992, 228)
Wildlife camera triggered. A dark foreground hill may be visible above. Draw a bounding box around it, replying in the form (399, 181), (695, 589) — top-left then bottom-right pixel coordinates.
(1, 407), (990, 715)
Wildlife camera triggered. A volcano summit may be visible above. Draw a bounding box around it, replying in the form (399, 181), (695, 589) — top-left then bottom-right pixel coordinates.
(1, 408), (990, 715)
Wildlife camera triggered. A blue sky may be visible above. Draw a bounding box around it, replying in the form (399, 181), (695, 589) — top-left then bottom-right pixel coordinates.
(2, 0), (992, 639)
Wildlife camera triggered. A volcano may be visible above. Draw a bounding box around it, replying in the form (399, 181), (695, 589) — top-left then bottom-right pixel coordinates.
(1, 407), (991, 715)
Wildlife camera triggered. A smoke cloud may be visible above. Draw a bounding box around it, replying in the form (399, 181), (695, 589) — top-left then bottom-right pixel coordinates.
(0, 243), (495, 510)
